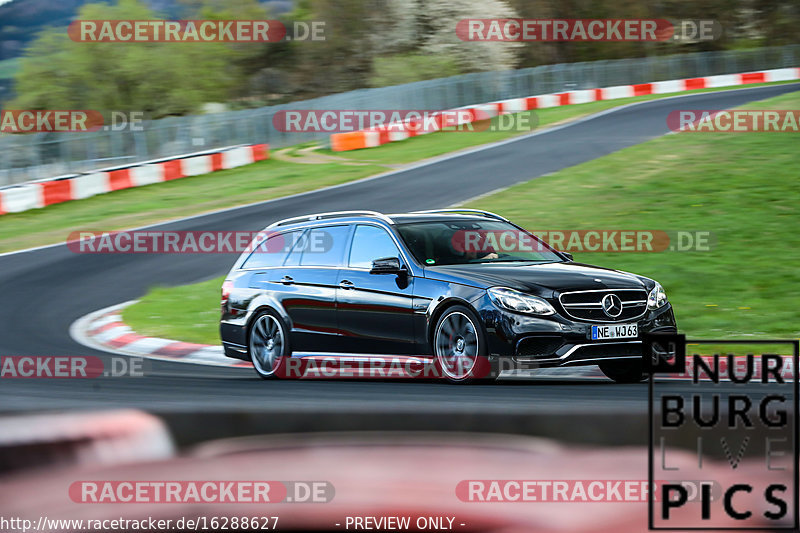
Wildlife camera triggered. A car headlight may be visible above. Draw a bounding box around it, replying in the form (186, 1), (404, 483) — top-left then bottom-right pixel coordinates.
(647, 282), (668, 310)
(487, 287), (555, 316)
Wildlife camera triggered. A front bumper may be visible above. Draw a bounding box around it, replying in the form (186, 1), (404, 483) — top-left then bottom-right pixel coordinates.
(474, 293), (677, 369)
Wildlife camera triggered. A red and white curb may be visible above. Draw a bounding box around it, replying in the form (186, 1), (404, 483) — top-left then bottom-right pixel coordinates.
(70, 301), (250, 368)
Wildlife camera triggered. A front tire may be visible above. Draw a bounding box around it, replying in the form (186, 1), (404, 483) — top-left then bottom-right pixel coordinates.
(599, 359), (648, 383)
(248, 309), (291, 379)
(432, 305), (496, 383)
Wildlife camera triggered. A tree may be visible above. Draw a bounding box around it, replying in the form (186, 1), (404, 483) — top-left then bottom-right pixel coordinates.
(373, 0), (522, 73)
(284, 0), (375, 96)
(10, 0), (243, 117)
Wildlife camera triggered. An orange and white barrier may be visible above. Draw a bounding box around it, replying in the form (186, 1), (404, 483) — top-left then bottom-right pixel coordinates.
(330, 67), (800, 151)
(0, 144), (268, 215)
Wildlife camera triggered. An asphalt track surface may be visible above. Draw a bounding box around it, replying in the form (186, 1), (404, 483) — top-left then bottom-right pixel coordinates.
(1, 83), (798, 413)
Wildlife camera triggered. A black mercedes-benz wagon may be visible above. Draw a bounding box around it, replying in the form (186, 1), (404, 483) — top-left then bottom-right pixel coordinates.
(220, 210), (677, 383)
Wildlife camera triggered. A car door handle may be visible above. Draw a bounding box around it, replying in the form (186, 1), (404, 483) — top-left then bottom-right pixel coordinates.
(278, 275), (294, 285)
(339, 280), (355, 290)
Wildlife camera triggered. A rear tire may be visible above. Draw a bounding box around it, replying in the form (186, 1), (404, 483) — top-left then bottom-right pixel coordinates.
(248, 309), (291, 380)
(599, 359), (648, 383)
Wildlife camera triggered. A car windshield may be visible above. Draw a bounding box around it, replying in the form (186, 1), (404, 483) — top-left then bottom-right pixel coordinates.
(396, 220), (563, 266)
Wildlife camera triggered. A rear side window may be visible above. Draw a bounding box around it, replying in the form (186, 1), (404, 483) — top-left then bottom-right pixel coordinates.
(240, 230), (300, 269)
(299, 225), (350, 267)
(348, 225), (401, 269)
(283, 229), (306, 266)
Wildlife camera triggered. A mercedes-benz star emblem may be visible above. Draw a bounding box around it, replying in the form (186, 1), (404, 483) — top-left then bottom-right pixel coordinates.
(601, 294), (623, 318)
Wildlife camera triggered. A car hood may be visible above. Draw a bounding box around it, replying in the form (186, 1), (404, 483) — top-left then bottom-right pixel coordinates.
(423, 261), (651, 296)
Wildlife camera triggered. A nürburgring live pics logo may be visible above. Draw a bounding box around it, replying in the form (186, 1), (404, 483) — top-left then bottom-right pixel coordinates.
(646, 334), (799, 530)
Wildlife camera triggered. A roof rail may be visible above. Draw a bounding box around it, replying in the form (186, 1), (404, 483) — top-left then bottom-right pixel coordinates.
(267, 210), (394, 229)
(411, 209), (509, 222)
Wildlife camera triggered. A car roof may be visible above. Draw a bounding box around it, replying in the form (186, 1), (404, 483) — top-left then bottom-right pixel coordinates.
(267, 210), (508, 230)
(387, 213), (496, 224)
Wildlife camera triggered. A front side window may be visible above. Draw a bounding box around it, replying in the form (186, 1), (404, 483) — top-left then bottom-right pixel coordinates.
(348, 225), (401, 269)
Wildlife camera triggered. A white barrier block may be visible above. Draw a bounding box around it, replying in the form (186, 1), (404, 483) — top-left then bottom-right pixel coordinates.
(764, 68), (799, 82)
(130, 164), (163, 187)
(1, 185), (43, 213)
(364, 130), (381, 147)
(651, 79), (684, 94)
(496, 98), (527, 114)
(705, 74), (739, 88)
(601, 85), (635, 100)
(569, 89), (596, 104)
(222, 147), (252, 169)
(183, 155), (212, 176)
(535, 94), (560, 108)
(72, 172), (108, 199)
(388, 126), (409, 142)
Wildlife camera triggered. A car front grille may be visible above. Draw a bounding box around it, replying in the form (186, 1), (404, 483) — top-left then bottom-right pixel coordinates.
(558, 289), (648, 322)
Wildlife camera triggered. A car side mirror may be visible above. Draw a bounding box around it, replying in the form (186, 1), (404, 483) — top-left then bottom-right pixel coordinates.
(560, 251), (574, 261)
(370, 257), (403, 275)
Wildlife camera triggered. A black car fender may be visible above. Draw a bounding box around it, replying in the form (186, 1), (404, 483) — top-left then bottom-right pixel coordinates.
(245, 292), (294, 334)
(424, 287), (487, 345)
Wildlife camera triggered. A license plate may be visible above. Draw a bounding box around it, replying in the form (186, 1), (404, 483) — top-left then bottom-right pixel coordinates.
(591, 323), (638, 340)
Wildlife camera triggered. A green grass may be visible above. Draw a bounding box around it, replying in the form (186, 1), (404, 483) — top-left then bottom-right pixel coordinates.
(123, 276), (225, 345)
(123, 88), (800, 344)
(3, 80), (795, 253)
